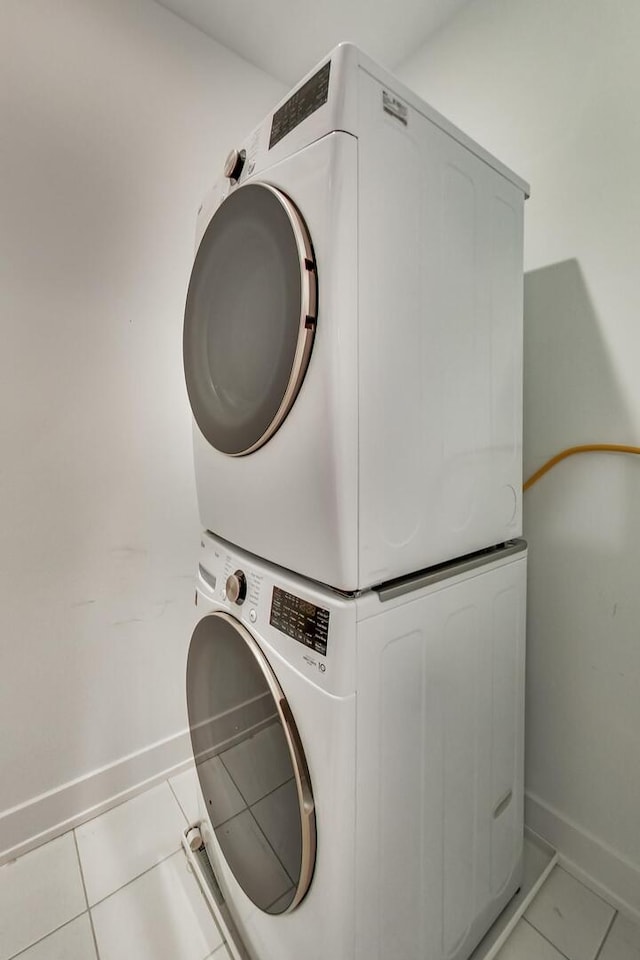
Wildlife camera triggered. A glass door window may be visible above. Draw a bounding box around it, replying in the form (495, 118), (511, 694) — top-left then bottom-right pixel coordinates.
(186, 612), (316, 914)
(183, 184), (317, 456)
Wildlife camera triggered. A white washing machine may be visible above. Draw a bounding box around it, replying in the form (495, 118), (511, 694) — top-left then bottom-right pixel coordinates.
(183, 43), (529, 592)
(185, 531), (527, 960)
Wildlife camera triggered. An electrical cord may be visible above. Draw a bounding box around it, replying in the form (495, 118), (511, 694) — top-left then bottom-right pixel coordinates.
(524, 444), (640, 492)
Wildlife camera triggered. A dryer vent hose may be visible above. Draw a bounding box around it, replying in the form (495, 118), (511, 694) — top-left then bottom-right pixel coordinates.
(524, 444), (640, 492)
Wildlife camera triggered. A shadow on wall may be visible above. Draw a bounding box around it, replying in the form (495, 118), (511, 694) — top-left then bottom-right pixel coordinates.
(522, 257), (640, 888)
(523, 258), (633, 474)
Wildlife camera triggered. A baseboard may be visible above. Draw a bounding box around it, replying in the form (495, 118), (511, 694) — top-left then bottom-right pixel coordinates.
(525, 790), (640, 923)
(0, 728), (193, 866)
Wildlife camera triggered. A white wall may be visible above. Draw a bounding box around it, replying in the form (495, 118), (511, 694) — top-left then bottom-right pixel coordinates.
(399, 0), (640, 918)
(0, 0), (285, 860)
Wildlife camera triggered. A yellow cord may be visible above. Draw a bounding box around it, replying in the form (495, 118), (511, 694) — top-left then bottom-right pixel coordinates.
(524, 444), (640, 492)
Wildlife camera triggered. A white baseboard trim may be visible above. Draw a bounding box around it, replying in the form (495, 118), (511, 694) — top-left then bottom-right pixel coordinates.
(525, 790), (640, 923)
(0, 728), (193, 867)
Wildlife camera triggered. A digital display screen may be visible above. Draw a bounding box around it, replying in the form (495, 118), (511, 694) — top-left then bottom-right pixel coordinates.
(269, 61), (331, 150)
(270, 586), (329, 656)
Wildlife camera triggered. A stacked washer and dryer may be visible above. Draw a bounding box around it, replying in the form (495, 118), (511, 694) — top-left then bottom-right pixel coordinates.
(182, 43), (529, 960)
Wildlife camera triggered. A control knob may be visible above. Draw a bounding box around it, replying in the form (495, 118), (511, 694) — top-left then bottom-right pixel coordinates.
(226, 570), (247, 605)
(223, 148), (246, 181)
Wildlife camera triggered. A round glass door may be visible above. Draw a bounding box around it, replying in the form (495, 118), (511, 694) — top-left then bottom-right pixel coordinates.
(186, 612), (316, 914)
(183, 183), (317, 456)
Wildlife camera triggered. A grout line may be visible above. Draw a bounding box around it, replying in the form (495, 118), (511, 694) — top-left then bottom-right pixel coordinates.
(72, 829), (101, 960)
(7, 910), (87, 960)
(247, 775), (295, 813)
(218, 752), (249, 807)
(264, 884), (295, 913)
(210, 752), (297, 894)
(176, 754), (294, 840)
(206, 935), (234, 958)
(207, 752), (295, 890)
(208, 943), (230, 958)
(247, 805), (296, 890)
(217, 750), (293, 823)
(167, 775), (191, 825)
(90, 847), (180, 909)
(523, 918), (572, 960)
(555, 862), (622, 912)
(594, 910), (618, 960)
(77, 779), (186, 909)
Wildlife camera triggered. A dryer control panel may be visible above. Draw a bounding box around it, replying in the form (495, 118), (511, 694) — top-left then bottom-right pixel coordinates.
(270, 587), (329, 656)
(269, 60), (331, 149)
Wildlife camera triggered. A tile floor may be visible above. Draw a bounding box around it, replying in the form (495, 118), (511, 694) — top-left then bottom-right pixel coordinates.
(192, 720), (299, 912)
(0, 766), (638, 960)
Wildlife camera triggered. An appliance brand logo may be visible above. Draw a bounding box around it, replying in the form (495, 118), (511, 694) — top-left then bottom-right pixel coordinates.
(382, 90), (408, 126)
(302, 653), (326, 674)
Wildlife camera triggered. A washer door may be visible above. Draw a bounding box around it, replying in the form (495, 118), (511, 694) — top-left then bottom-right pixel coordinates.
(183, 183), (317, 456)
(186, 612), (316, 914)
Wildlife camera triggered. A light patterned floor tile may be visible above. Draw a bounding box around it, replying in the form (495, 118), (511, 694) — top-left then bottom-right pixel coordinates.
(496, 920), (564, 960)
(525, 866), (614, 960)
(10, 914), (97, 960)
(169, 765), (200, 824)
(75, 781), (185, 905)
(0, 832), (86, 960)
(220, 722), (292, 806)
(91, 850), (223, 960)
(599, 914), (640, 960)
(3, 767), (629, 960)
(496, 920), (565, 959)
(208, 945), (233, 960)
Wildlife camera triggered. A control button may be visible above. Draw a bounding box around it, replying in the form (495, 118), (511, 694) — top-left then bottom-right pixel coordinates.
(249, 609), (257, 623)
(223, 148), (246, 181)
(226, 570), (247, 605)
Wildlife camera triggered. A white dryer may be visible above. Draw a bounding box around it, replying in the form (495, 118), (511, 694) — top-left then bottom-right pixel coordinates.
(183, 44), (529, 592)
(185, 532), (527, 960)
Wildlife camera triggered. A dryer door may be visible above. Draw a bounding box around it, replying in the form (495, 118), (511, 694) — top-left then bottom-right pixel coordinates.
(186, 611), (316, 914)
(183, 183), (317, 456)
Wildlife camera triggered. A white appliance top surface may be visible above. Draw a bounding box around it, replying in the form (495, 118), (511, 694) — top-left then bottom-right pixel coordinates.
(205, 43), (528, 197)
(295, 44), (530, 195)
(154, 0), (472, 86)
(200, 532), (527, 620)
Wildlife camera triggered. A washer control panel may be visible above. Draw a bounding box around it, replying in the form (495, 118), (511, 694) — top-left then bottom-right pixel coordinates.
(269, 586), (329, 656)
